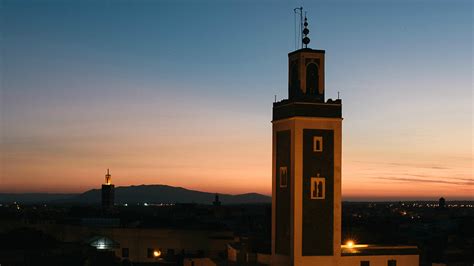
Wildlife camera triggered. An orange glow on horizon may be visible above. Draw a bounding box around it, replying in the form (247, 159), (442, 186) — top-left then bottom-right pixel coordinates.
(1, 119), (471, 200)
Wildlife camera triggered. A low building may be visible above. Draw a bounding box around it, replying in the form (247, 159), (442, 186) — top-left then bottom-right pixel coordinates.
(34, 223), (234, 264)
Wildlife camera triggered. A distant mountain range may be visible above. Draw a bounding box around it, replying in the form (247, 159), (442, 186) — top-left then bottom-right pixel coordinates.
(0, 185), (271, 205)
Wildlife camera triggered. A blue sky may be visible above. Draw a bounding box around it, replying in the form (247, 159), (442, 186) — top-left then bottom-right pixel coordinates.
(1, 0), (472, 199)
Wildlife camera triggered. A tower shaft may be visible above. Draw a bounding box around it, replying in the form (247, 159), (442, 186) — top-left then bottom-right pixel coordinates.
(272, 47), (342, 266)
(101, 169), (115, 211)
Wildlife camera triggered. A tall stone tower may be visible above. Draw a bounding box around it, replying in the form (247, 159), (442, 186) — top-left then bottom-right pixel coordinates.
(101, 169), (115, 211)
(271, 15), (342, 266)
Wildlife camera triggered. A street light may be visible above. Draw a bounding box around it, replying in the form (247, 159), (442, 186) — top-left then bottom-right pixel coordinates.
(346, 240), (355, 248)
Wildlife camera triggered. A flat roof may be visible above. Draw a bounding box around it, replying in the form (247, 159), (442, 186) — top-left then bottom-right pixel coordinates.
(288, 48), (325, 56)
(341, 245), (419, 256)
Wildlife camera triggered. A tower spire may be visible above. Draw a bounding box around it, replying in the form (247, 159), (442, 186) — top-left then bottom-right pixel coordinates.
(302, 14), (310, 48)
(105, 168), (111, 185)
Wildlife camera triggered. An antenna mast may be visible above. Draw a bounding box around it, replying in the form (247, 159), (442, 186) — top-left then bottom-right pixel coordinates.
(294, 7), (303, 49)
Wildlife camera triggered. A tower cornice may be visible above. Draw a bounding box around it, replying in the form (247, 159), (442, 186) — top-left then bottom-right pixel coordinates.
(288, 48), (325, 56)
(273, 100), (342, 121)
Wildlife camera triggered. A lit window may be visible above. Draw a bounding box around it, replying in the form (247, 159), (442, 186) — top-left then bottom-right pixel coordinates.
(313, 136), (323, 152)
(279, 166), (288, 188)
(388, 260), (397, 266)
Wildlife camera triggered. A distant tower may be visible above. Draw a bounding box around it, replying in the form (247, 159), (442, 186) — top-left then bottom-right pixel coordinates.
(272, 11), (342, 266)
(101, 169), (115, 210)
(213, 193), (221, 206)
(439, 197), (446, 208)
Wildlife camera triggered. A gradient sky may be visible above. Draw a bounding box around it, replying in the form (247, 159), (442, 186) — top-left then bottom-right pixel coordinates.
(1, 0), (472, 200)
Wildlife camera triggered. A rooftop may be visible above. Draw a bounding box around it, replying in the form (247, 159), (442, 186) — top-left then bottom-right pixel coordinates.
(341, 244), (419, 256)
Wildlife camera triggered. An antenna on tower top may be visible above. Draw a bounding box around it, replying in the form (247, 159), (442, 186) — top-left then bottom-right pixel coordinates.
(294, 7), (303, 49)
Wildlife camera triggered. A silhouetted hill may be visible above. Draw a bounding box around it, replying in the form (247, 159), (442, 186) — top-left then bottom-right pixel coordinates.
(0, 185), (271, 205)
(68, 185), (271, 205)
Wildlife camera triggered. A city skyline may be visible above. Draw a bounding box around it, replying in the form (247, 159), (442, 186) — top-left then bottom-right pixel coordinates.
(1, 0), (472, 200)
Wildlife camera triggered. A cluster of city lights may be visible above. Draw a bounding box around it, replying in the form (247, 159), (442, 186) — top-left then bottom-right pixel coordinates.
(119, 203), (176, 207)
(396, 202), (474, 208)
(141, 203), (175, 207)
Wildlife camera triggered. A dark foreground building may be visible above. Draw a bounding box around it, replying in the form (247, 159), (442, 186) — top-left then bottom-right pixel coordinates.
(102, 169), (115, 212)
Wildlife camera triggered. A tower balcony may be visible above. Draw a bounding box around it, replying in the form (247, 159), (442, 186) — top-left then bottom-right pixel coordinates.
(272, 98), (342, 121)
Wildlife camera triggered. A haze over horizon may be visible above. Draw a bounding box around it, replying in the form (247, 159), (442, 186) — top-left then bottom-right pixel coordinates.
(1, 0), (472, 200)
(1, 183), (471, 202)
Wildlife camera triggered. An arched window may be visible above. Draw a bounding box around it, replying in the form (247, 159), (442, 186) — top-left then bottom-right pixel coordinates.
(306, 63), (319, 95)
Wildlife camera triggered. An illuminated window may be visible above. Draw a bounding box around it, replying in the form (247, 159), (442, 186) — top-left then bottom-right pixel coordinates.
(313, 136), (323, 152)
(279, 166), (288, 188)
(122, 248), (129, 258)
(388, 260), (396, 266)
(361, 261), (370, 266)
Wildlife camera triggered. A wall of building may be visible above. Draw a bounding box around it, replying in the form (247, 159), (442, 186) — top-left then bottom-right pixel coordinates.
(272, 117), (342, 266)
(227, 244), (238, 262)
(293, 117), (342, 265)
(183, 258), (217, 266)
(257, 253), (272, 265)
(340, 255), (419, 266)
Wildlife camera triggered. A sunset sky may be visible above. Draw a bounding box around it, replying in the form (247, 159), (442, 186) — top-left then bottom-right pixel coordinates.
(1, 0), (472, 200)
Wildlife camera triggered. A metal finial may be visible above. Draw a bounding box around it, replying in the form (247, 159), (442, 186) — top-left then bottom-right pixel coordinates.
(302, 15), (310, 48)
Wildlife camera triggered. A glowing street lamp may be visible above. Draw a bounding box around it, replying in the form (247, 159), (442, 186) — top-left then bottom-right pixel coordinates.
(346, 240), (355, 248)
(342, 240), (369, 249)
(153, 250), (162, 258)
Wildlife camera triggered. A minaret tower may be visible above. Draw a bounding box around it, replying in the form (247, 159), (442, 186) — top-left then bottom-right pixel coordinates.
(272, 12), (342, 266)
(101, 169), (115, 211)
